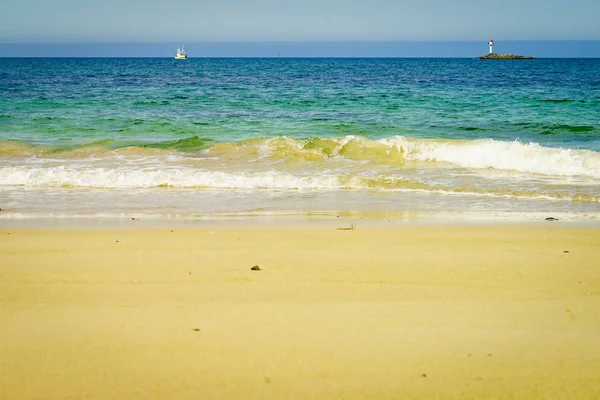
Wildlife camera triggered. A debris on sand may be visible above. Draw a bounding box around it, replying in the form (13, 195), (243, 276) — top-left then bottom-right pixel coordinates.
(336, 224), (355, 231)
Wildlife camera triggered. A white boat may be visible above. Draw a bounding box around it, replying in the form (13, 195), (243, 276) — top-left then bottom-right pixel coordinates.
(175, 45), (187, 60)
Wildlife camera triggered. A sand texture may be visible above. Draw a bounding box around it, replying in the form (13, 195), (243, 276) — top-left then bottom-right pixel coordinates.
(1, 226), (600, 399)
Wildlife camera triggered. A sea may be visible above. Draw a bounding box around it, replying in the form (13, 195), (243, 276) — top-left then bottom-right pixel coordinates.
(1, 58), (599, 225)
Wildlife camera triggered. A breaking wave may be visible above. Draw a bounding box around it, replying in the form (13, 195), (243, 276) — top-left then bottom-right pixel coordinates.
(1, 135), (599, 179)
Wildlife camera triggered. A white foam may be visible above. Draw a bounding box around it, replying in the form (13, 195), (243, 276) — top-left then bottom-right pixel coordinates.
(1, 165), (598, 203)
(0, 166), (349, 190)
(382, 137), (600, 178)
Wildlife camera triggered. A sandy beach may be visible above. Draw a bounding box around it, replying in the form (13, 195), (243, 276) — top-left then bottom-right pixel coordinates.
(1, 224), (600, 399)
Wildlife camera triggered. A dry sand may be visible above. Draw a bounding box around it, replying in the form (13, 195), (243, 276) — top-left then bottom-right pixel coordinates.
(1, 225), (599, 399)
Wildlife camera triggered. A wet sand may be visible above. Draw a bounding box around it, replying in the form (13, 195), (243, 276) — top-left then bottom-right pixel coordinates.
(1, 225), (599, 399)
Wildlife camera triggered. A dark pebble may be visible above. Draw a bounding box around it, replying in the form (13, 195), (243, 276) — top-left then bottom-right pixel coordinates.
(563, 250), (569, 253)
(251, 265), (261, 271)
(545, 217), (559, 221)
(193, 328), (200, 332)
(422, 374), (427, 378)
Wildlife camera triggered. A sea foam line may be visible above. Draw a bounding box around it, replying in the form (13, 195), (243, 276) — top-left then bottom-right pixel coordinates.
(1, 166), (598, 203)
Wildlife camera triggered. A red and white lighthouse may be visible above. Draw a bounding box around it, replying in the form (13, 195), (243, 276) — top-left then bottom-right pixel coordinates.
(489, 39), (494, 54)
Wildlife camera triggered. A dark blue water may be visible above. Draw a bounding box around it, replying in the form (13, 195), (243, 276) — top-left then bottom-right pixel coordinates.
(1, 58), (599, 150)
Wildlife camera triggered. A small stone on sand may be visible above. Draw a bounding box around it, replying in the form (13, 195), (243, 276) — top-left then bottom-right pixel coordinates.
(251, 265), (261, 271)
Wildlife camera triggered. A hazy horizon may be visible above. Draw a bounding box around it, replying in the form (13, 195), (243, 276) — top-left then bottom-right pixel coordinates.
(1, 40), (600, 58)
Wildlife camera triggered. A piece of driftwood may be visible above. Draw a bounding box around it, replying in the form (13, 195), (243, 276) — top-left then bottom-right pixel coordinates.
(336, 224), (355, 231)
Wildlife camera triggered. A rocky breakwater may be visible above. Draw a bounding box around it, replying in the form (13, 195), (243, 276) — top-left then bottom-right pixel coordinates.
(479, 53), (535, 60)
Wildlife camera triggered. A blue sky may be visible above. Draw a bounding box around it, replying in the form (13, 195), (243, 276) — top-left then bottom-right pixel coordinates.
(2, 0), (599, 42)
(1, 0), (599, 57)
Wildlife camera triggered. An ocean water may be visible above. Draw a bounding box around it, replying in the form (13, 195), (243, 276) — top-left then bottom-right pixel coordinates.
(1, 58), (599, 223)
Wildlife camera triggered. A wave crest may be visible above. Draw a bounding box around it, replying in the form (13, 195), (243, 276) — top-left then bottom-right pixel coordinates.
(2, 135), (599, 178)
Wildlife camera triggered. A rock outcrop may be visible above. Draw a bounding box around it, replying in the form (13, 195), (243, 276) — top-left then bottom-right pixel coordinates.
(478, 53), (534, 60)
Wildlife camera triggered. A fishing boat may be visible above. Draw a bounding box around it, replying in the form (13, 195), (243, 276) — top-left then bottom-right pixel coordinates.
(175, 45), (187, 60)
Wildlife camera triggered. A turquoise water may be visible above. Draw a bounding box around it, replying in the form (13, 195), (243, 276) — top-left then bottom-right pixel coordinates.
(1, 58), (599, 221)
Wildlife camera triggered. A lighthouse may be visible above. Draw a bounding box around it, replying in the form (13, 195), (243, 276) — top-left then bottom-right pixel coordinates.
(479, 38), (533, 59)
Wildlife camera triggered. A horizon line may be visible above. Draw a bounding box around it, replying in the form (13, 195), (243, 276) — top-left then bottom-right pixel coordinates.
(2, 56), (599, 59)
(3, 40), (599, 58)
(2, 39), (600, 44)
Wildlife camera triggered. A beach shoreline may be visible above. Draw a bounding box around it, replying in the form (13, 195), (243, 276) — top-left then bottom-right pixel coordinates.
(2, 212), (600, 231)
(2, 224), (599, 399)
(2, 201), (600, 230)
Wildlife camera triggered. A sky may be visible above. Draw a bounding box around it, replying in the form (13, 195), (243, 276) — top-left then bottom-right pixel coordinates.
(2, 0), (600, 42)
(1, 0), (599, 57)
